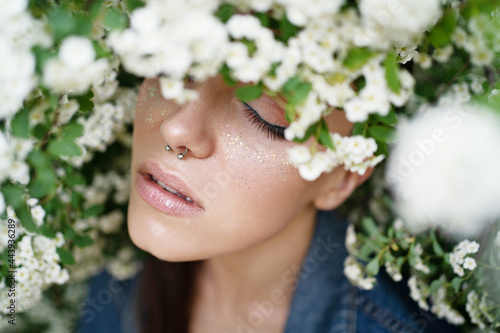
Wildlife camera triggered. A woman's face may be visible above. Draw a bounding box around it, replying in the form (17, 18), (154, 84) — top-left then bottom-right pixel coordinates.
(127, 76), (353, 261)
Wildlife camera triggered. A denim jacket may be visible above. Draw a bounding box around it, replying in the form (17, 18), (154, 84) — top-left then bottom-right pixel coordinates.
(78, 209), (459, 333)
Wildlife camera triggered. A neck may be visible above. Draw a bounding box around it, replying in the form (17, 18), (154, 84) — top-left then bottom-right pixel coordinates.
(197, 206), (318, 312)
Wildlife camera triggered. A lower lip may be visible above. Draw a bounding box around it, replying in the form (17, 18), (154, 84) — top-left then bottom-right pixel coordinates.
(135, 173), (204, 216)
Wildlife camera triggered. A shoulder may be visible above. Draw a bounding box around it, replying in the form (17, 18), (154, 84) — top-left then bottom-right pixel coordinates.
(76, 268), (140, 333)
(300, 210), (460, 333)
(356, 269), (460, 333)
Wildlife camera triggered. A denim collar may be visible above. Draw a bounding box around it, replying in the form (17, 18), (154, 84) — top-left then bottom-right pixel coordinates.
(284, 209), (356, 333)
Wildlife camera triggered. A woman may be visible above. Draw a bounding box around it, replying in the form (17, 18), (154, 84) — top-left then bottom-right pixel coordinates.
(78, 75), (459, 333)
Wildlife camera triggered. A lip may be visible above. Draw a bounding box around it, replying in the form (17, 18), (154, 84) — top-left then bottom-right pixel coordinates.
(136, 161), (204, 216)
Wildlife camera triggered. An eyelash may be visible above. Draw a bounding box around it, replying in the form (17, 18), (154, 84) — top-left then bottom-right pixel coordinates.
(242, 102), (286, 141)
(183, 77), (286, 141)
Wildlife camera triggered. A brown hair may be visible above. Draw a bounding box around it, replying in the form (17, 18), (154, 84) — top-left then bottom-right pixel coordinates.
(134, 256), (202, 333)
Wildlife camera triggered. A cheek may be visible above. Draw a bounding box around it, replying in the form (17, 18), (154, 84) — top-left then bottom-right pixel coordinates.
(135, 79), (172, 130)
(207, 128), (314, 246)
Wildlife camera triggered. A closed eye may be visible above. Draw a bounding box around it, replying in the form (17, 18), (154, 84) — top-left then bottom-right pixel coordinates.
(242, 102), (286, 141)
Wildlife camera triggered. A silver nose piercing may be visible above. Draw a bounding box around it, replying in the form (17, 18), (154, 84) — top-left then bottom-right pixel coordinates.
(177, 147), (188, 160)
(165, 144), (172, 152)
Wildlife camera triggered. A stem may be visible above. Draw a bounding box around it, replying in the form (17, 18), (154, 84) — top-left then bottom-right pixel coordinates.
(432, 58), (470, 103)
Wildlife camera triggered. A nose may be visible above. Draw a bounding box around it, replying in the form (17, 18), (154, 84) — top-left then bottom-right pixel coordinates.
(160, 82), (217, 160)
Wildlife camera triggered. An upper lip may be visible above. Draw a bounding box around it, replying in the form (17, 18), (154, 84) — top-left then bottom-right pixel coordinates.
(138, 160), (202, 207)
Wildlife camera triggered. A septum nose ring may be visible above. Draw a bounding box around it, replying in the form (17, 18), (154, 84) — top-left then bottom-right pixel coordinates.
(165, 144), (188, 160)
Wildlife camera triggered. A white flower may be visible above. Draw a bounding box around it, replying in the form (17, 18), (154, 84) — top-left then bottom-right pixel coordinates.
(359, 0), (442, 48)
(98, 210), (124, 234)
(345, 224), (357, 254)
(287, 146), (312, 165)
(386, 103), (500, 238)
(59, 37), (95, 68)
(344, 98), (371, 122)
(9, 161), (30, 185)
(463, 257), (477, 271)
(30, 205), (46, 226)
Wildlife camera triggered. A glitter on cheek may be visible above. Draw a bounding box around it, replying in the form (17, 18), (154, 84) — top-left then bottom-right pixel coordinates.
(220, 125), (295, 189)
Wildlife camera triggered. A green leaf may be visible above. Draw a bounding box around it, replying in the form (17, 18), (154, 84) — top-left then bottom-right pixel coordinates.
(72, 90), (94, 111)
(48, 141), (83, 157)
(215, 3), (235, 23)
(11, 106), (30, 138)
(255, 12), (270, 27)
(82, 204), (104, 218)
(344, 48), (376, 71)
(61, 122), (84, 141)
(32, 45), (56, 74)
(65, 226), (76, 240)
(366, 256), (380, 275)
(56, 247), (76, 265)
(66, 172), (86, 186)
(317, 118), (334, 150)
(104, 8), (129, 30)
(428, 10), (457, 48)
(73, 234), (94, 248)
(71, 191), (83, 208)
(451, 277), (462, 293)
(17, 204), (38, 233)
(362, 217), (381, 237)
(384, 52), (400, 94)
(374, 141), (388, 156)
(39, 225), (56, 238)
(372, 109), (398, 125)
(235, 85), (263, 102)
(367, 125), (396, 143)
(283, 76), (302, 94)
(279, 14), (298, 42)
(431, 229), (444, 255)
(429, 279), (444, 295)
(396, 256), (405, 270)
(48, 8), (92, 42)
(288, 82), (312, 105)
(89, 0), (105, 19)
(352, 122), (365, 136)
(1, 183), (25, 209)
(284, 104), (296, 124)
(126, 0), (145, 11)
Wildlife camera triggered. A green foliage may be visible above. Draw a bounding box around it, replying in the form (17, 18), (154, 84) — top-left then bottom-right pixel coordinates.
(344, 48), (376, 71)
(56, 247), (76, 265)
(235, 84), (263, 102)
(384, 52), (400, 94)
(279, 14), (299, 43)
(428, 10), (457, 48)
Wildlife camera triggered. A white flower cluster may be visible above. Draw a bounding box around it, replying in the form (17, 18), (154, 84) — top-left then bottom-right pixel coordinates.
(452, 13), (498, 67)
(108, 0), (436, 180)
(411, 243), (430, 274)
(465, 291), (498, 330)
(108, 0), (228, 102)
(226, 15), (283, 83)
(408, 275), (430, 310)
(449, 239), (479, 277)
(0, 132), (33, 196)
(0, 0), (38, 120)
(343, 255), (376, 290)
(357, 0), (442, 49)
(387, 103), (500, 237)
(0, 211), (69, 314)
(287, 133), (383, 181)
(431, 281), (465, 325)
(64, 84), (136, 168)
(43, 36), (109, 94)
